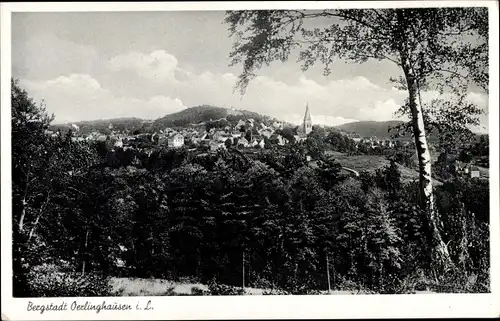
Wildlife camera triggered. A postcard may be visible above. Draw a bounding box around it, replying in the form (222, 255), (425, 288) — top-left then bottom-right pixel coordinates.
(1, 1), (499, 320)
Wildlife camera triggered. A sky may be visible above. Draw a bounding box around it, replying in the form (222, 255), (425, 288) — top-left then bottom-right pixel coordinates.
(11, 11), (489, 132)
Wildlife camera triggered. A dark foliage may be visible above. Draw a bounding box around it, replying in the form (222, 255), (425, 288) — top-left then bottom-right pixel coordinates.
(11, 80), (490, 296)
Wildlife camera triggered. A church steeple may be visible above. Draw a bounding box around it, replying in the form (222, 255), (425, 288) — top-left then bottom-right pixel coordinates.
(303, 102), (312, 135)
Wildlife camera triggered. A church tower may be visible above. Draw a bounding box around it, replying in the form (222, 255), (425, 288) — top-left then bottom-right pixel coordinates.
(303, 102), (312, 135)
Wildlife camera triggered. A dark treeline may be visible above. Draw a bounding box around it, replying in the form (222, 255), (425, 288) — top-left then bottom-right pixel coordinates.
(12, 80), (489, 296)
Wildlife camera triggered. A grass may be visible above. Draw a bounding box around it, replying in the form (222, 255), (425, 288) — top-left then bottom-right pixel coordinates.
(323, 151), (443, 185)
(108, 277), (442, 296)
(109, 277), (369, 296)
(110, 277), (208, 296)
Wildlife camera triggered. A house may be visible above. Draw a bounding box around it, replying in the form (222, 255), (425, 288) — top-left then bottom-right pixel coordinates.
(385, 140), (395, 148)
(250, 135), (264, 148)
(258, 128), (274, 139)
(209, 141), (226, 152)
(114, 139), (124, 148)
(158, 135), (168, 146)
(164, 127), (175, 135)
(192, 133), (209, 145)
(276, 134), (288, 146)
(167, 133), (184, 148)
(470, 165), (480, 178)
(268, 134), (284, 146)
(272, 121), (283, 129)
(249, 138), (265, 148)
(190, 135), (203, 145)
(214, 131), (230, 142)
(236, 119), (246, 131)
(294, 135), (307, 143)
(231, 131), (242, 139)
(455, 161), (469, 175)
(237, 137), (250, 148)
(352, 135), (362, 143)
(70, 137), (85, 143)
(253, 138), (265, 149)
(455, 161), (481, 178)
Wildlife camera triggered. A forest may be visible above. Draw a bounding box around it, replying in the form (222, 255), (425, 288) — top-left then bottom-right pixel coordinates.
(12, 79), (489, 296)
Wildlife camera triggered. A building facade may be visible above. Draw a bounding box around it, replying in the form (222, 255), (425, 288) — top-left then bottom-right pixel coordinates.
(167, 133), (185, 148)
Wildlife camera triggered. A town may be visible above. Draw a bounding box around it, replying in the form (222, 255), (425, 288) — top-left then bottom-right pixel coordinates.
(43, 104), (485, 180)
(45, 105), (412, 155)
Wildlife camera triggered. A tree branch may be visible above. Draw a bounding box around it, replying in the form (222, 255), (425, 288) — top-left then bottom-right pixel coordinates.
(421, 68), (468, 80)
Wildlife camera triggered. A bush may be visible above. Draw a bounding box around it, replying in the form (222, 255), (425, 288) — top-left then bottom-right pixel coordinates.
(247, 272), (274, 289)
(27, 264), (112, 297)
(207, 279), (245, 295)
(190, 286), (211, 296)
(262, 288), (290, 295)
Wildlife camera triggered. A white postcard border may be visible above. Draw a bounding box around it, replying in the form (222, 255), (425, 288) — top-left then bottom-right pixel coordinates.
(1, 1), (499, 320)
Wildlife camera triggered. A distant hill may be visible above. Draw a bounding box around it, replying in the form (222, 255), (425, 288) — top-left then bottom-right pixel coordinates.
(336, 120), (487, 143)
(50, 105), (293, 135)
(50, 117), (150, 135)
(335, 120), (406, 139)
(152, 105), (282, 130)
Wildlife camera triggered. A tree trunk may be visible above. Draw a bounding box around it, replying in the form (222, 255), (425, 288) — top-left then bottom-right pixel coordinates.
(14, 171), (32, 296)
(242, 251), (245, 289)
(18, 169), (35, 234)
(458, 202), (471, 271)
(326, 252), (331, 294)
(19, 200), (27, 233)
(28, 192), (50, 242)
(400, 51), (453, 272)
(12, 229), (29, 297)
(379, 262), (384, 292)
(82, 229), (89, 276)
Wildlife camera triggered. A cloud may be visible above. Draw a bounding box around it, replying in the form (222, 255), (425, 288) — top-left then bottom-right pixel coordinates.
(17, 48), (489, 133)
(238, 74), (407, 122)
(104, 50), (408, 123)
(284, 113), (358, 127)
(103, 50), (490, 132)
(13, 33), (99, 80)
(108, 50), (180, 81)
(20, 74), (186, 124)
(359, 99), (402, 122)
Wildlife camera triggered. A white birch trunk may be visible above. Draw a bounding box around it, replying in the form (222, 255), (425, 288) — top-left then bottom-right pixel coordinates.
(326, 252), (331, 294)
(82, 229), (89, 276)
(401, 54), (453, 271)
(242, 251), (245, 289)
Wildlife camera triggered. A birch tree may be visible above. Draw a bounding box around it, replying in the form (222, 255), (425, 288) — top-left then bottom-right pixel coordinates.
(224, 7), (488, 271)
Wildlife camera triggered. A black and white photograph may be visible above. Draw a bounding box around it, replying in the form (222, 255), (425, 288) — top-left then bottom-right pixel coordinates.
(1, 1), (499, 319)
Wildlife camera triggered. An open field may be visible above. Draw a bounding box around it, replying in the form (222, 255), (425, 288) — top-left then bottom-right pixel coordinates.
(109, 277), (438, 296)
(110, 277), (209, 296)
(110, 277), (368, 296)
(322, 151), (431, 183)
